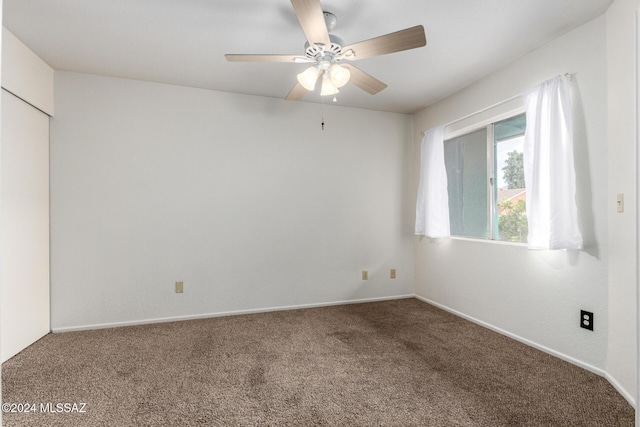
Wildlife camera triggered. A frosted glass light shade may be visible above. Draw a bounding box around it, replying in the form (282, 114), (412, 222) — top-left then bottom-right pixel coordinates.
(320, 75), (339, 96)
(297, 67), (319, 91)
(329, 64), (350, 88)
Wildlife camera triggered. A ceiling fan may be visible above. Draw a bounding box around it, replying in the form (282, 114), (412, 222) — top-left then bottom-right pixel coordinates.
(225, 0), (427, 101)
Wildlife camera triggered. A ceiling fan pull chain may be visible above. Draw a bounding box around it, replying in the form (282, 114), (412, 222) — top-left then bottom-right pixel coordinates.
(321, 95), (325, 130)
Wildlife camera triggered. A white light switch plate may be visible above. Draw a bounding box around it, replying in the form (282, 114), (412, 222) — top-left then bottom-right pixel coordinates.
(617, 193), (624, 213)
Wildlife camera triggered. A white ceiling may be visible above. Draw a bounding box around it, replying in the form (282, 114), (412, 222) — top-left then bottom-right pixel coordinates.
(3, 0), (613, 114)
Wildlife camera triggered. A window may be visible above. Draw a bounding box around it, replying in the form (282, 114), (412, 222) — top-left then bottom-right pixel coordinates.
(444, 114), (527, 242)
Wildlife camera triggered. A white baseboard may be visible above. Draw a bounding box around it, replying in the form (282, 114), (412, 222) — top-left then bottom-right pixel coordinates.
(51, 294), (415, 333)
(606, 372), (637, 409)
(414, 295), (637, 409)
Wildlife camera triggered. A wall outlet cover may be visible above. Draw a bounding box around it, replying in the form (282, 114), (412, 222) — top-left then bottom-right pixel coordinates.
(580, 310), (593, 331)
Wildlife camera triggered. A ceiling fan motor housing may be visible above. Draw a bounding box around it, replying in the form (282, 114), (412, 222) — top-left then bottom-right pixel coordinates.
(304, 34), (344, 62)
(302, 11), (343, 64)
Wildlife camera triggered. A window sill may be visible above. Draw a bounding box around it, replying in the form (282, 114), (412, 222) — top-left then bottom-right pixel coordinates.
(449, 236), (527, 247)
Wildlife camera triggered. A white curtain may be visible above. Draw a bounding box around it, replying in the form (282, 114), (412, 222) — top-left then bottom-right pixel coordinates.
(523, 75), (583, 250)
(415, 125), (450, 238)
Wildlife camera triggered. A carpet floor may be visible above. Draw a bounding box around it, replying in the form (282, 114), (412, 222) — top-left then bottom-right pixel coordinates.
(1, 298), (635, 426)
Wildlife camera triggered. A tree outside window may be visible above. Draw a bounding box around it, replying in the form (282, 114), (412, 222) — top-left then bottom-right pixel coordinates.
(497, 149), (527, 242)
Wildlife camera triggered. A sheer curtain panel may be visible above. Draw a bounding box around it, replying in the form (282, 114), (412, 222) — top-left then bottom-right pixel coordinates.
(415, 125), (450, 238)
(523, 75), (583, 250)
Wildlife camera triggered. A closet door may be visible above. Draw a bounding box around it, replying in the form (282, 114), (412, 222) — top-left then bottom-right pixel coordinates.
(1, 89), (50, 362)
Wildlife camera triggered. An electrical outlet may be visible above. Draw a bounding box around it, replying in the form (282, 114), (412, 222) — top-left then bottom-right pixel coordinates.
(580, 310), (593, 331)
(176, 281), (184, 293)
(390, 269), (396, 279)
(362, 271), (368, 280)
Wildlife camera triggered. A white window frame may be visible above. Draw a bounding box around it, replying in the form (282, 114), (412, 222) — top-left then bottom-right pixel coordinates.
(443, 105), (526, 243)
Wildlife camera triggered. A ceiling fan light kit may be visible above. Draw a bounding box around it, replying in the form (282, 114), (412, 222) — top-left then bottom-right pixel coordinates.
(329, 64), (350, 88)
(225, 0), (427, 101)
(297, 66), (321, 91)
(320, 73), (339, 96)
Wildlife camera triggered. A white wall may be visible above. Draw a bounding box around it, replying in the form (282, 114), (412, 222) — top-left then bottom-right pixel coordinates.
(413, 15), (616, 388)
(606, 0), (639, 409)
(50, 72), (415, 331)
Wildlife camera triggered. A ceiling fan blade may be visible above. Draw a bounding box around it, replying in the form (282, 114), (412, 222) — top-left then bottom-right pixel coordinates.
(225, 54), (310, 63)
(285, 82), (309, 101)
(342, 64), (387, 95)
(290, 0), (331, 49)
(342, 25), (426, 60)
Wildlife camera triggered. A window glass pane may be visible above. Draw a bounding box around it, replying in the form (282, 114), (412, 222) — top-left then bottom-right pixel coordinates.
(444, 128), (488, 238)
(494, 114), (527, 242)
(494, 114), (526, 142)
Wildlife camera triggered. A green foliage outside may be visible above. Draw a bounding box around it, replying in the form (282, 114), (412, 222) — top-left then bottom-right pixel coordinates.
(498, 200), (528, 242)
(502, 150), (525, 189)
(497, 149), (527, 242)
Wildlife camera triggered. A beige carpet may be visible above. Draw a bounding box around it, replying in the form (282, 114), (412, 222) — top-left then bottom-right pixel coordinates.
(2, 298), (634, 426)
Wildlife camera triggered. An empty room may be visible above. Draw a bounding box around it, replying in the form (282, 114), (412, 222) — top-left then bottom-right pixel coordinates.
(1, 0), (638, 425)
